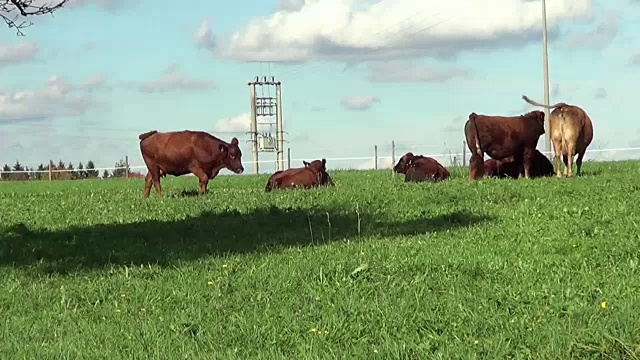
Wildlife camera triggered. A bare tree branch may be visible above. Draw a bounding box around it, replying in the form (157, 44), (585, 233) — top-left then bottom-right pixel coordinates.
(1, 0), (69, 36)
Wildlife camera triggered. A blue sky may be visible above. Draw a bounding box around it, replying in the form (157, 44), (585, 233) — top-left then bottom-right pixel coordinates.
(1, 0), (639, 174)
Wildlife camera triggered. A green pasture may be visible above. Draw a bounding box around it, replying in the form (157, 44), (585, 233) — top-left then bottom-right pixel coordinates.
(1, 161), (640, 358)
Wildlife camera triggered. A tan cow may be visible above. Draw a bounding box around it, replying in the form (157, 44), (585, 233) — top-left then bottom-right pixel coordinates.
(521, 95), (594, 177)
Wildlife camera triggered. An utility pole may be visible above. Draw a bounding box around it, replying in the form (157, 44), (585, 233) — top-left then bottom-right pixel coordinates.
(247, 76), (285, 175)
(275, 83), (284, 171)
(541, 0), (552, 159)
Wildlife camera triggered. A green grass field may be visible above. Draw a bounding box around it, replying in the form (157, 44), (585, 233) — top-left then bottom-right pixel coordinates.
(1, 161), (640, 359)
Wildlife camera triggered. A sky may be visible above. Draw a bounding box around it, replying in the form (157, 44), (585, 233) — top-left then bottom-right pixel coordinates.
(1, 0), (640, 175)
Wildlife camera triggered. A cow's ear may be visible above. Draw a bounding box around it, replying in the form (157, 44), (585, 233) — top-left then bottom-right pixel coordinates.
(219, 144), (228, 153)
(322, 158), (326, 166)
(303, 161), (309, 167)
(231, 137), (239, 146)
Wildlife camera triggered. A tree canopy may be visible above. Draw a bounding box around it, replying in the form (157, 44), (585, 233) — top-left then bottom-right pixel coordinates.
(1, 0), (69, 35)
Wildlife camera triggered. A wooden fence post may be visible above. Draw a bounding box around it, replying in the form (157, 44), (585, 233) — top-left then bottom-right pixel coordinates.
(287, 148), (291, 169)
(48, 160), (53, 181)
(125, 156), (129, 179)
(374, 145), (378, 170)
(391, 140), (396, 177)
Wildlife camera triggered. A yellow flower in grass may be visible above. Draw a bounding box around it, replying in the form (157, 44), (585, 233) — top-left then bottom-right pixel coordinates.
(600, 300), (607, 309)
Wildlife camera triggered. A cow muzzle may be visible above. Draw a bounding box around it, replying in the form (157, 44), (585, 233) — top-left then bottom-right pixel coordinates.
(234, 167), (244, 174)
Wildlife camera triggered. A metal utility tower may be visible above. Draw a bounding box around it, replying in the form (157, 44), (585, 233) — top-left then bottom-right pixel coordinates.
(248, 76), (285, 175)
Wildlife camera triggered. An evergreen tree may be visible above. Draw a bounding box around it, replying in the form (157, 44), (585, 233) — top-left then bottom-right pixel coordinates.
(86, 160), (99, 178)
(111, 158), (130, 178)
(102, 169), (110, 179)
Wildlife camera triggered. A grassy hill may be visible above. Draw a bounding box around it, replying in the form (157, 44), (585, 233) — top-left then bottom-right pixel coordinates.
(1, 161), (639, 358)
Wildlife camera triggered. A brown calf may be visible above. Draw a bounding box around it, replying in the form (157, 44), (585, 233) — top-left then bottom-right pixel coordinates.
(138, 130), (244, 197)
(464, 110), (546, 180)
(393, 152), (450, 182)
(522, 95), (594, 177)
(265, 158), (333, 191)
(484, 149), (553, 179)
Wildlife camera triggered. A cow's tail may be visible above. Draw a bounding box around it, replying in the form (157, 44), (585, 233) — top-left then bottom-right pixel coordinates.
(469, 113), (482, 156)
(521, 95), (566, 109)
(139, 130), (158, 141)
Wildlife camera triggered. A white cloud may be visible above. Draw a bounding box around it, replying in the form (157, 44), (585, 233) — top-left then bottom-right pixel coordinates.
(594, 87), (607, 99)
(78, 72), (109, 92)
(0, 75), (103, 122)
(341, 95), (379, 111)
(0, 42), (37, 67)
(135, 64), (214, 93)
(275, 0), (306, 12)
(194, 19), (216, 50)
(367, 60), (470, 83)
(213, 112), (251, 133)
(565, 12), (619, 50)
(212, 0), (591, 62)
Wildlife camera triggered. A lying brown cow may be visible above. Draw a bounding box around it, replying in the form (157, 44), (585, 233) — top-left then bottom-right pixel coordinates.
(138, 130), (244, 197)
(484, 149), (553, 179)
(465, 110), (545, 180)
(393, 152), (450, 182)
(265, 158), (333, 192)
(522, 95), (594, 177)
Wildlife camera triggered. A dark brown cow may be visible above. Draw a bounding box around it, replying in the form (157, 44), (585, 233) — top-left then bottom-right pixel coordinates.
(138, 130), (244, 197)
(265, 158), (333, 191)
(393, 152), (450, 182)
(484, 149), (553, 179)
(465, 110), (545, 180)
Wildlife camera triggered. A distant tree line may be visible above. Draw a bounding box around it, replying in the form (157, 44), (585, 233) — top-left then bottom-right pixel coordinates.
(0, 158), (144, 181)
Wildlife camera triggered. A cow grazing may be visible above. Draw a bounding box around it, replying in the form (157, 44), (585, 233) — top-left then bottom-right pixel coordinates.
(393, 152), (450, 182)
(464, 110), (546, 180)
(484, 149), (554, 179)
(264, 158), (333, 192)
(522, 95), (594, 177)
(138, 130), (244, 197)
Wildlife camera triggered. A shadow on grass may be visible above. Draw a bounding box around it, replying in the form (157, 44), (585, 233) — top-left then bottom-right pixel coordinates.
(0, 208), (493, 274)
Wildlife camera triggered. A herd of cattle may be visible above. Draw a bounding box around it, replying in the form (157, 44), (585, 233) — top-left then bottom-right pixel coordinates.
(136, 95), (594, 197)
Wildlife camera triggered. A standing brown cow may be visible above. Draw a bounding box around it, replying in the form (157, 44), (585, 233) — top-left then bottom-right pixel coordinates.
(265, 158), (332, 191)
(393, 152), (450, 182)
(464, 110), (546, 180)
(522, 95), (594, 177)
(138, 130), (244, 197)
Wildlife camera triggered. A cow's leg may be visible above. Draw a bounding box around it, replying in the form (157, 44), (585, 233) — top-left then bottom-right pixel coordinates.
(575, 150), (586, 176)
(513, 152), (525, 179)
(563, 140), (576, 177)
(552, 139), (563, 178)
(145, 169), (162, 197)
(469, 153), (484, 180)
(192, 168), (210, 195)
(522, 148), (535, 179)
(150, 170), (162, 197)
(143, 173), (153, 198)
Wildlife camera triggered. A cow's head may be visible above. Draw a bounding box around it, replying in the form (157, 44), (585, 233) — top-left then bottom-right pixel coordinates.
(304, 159), (333, 185)
(219, 137), (244, 174)
(527, 110), (546, 136)
(393, 152), (416, 174)
(303, 159), (326, 172)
